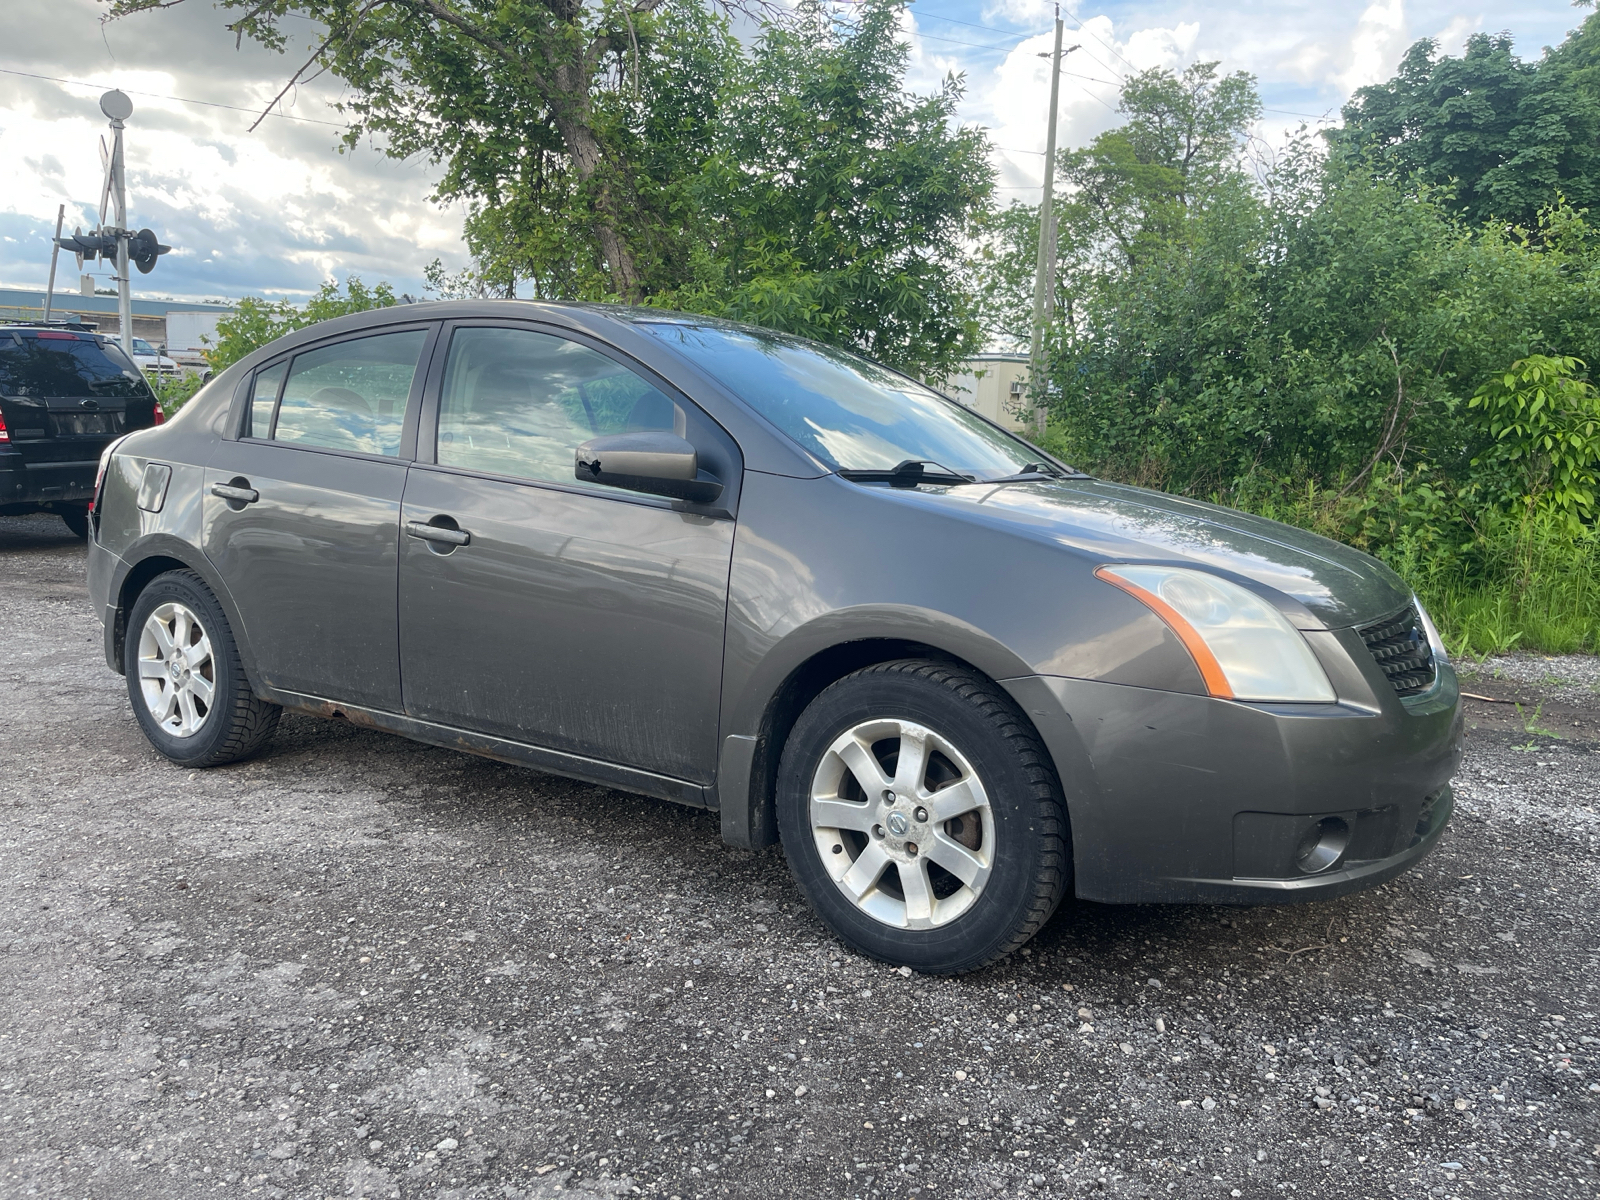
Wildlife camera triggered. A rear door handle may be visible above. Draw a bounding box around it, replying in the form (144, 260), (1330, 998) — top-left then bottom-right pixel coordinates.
(406, 520), (470, 547)
(211, 482), (259, 504)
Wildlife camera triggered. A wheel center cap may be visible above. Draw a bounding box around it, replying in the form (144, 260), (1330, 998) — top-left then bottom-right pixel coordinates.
(169, 660), (182, 680)
(886, 811), (910, 837)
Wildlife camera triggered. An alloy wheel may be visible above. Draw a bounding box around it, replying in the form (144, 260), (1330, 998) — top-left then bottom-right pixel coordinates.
(808, 717), (994, 929)
(136, 601), (215, 738)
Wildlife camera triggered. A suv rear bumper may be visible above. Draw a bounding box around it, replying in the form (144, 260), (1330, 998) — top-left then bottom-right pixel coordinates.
(1002, 669), (1463, 904)
(0, 449), (98, 511)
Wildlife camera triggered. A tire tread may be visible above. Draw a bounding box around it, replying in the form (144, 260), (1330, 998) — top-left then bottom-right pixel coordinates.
(784, 657), (1071, 974)
(128, 569), (279, 767)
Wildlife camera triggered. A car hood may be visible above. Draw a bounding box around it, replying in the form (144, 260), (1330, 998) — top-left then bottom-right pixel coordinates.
(942, 477), (1412, 629)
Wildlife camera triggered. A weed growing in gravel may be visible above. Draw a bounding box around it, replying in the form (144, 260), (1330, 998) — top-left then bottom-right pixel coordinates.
(1515, 701), (1560, 740)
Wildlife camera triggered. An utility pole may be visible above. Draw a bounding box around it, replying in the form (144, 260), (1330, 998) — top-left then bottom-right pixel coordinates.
(53, 92), (169, 322)
(43, 204), (64, 324)
(101, 90), (135, 357)
(1027, 11), (1076, 435)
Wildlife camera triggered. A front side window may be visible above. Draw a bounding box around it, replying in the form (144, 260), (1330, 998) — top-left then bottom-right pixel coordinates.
(641, 323), (1042, 480)
(435, 326), (683, 490)
(269, 330), (426, 457)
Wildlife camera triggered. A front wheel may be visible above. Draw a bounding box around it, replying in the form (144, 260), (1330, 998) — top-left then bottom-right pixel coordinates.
(124, 569), (280, 767)
(776, 659), (1070, 974)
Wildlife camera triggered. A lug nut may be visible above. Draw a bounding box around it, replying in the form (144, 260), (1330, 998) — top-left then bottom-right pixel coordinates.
(905, 842), (919, 857)
(883, 790), (897, 803)
(872, 825), (885, 839)
(914, 806), (928, 823)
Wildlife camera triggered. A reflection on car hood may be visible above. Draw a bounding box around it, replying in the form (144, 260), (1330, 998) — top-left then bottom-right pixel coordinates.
(948, 477), (1412, 628)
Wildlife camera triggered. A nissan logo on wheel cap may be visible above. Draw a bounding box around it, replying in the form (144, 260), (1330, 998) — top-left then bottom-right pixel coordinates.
(886, 811), (910, 836)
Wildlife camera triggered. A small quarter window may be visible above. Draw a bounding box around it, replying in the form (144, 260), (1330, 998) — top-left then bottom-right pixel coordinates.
(248, 362), (286, 438)
(436, 326), (683, 490)
(272, 330), (426, 457)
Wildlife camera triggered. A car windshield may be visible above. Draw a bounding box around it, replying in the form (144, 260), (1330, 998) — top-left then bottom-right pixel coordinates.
(640, 322), (1051, 481)
(0, 330), (150, 398)
(132, 338), (156, 355)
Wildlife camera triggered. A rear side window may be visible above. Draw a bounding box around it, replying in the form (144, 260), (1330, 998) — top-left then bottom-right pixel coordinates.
(264, 330), (426, 456)
(0, 330), (150, 398)
(435, 326), (683, 488)
(247, 362), (286, 438)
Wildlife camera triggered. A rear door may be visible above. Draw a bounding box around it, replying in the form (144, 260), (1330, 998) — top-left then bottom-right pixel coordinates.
(203, 324), (436, 712)
(0, 329), (158, 502)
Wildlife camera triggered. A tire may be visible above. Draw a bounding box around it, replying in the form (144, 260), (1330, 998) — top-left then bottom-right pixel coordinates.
(124, 569), (280, 767)
(60, 505), (89, 539)
(776, 659), (1070, 974)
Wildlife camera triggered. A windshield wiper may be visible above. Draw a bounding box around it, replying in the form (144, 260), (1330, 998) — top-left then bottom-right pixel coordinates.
(984, 461), (1070, 483)
(837, 459), (977, 488)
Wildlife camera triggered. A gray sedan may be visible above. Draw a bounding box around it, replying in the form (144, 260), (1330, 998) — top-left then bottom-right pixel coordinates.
(87, 302), (1462, 973)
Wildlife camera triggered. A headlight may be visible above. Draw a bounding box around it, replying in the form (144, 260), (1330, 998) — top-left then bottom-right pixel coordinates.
(1095, 565), (1337, 702)
(1413, 594), (1449, 667)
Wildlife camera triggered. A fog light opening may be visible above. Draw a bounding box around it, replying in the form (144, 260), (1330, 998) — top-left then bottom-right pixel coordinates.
(1294, 817), (1351, 875)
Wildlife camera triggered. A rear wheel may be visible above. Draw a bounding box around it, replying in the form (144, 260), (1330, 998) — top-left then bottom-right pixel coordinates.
(59, 504), (89, 539)
(124, 570), (279, 766)
(776, 659), (1070, 974)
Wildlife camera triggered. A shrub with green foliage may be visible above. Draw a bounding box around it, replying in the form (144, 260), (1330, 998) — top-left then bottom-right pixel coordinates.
(1004, 18), (1600, 656)
(1468, 355), (1600, 526)
(205, 277), (399, 371)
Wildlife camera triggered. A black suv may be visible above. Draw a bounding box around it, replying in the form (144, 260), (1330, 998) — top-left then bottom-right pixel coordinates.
(0, 322), (162, 537)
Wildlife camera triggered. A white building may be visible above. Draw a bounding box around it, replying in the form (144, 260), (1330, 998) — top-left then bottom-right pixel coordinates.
(941, 352), (1031, 431)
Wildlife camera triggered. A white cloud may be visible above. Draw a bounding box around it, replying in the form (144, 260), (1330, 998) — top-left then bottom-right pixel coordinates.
(1338, 0), (1410, 94)
(0, 0), (468, 301)
(981, 0), (1055, 28)
(1434, 14), (1482, 57)
(975, 13), (1203, 199)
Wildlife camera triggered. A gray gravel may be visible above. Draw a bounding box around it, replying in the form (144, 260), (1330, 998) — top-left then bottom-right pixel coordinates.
(1, 513), (1597, 1200)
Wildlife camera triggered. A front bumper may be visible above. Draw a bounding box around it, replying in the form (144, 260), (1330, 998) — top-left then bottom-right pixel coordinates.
(1003, 660), (1463, 905)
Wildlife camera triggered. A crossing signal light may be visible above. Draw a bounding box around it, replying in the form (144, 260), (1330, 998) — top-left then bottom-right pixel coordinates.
(56, 227), (118, 270)
(129, 228), (170, 274)
(53, 227), (171, 274)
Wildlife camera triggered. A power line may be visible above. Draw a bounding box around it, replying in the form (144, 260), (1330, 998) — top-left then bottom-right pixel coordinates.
(912, 28), (1038, 53)
(911, 9), (1050, 37)
(1265, 107), (1337, 120)
(0, 66), (349, 129)
(1060, 2), (1139, 75)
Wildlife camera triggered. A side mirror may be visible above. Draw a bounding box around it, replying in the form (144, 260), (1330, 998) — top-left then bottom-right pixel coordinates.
(575, 432), (723, 504)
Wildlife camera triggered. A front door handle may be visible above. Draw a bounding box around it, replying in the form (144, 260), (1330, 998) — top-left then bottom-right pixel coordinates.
(406, 520), (471, 547)
(211, 482), (259, 504)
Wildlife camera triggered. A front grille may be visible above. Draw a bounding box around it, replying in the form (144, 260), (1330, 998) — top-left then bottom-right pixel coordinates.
(1359, 605), (1436, 697)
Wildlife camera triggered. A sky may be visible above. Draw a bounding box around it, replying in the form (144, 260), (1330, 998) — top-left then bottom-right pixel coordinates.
(0, 0), (1587, 303)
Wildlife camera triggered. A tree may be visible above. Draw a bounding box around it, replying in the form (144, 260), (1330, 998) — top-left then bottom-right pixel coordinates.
(1055, 61), (1261, 267)
(106, 0), (756, 302)
(110, 0), (991, 379)
(1329, 18), (1600, 228)
(205, 277), (399, 369)
(669, 0), (993, 377)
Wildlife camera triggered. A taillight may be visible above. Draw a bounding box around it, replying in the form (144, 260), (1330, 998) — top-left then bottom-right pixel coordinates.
(0, 411), (8, 443)
(91, 435), (127, 515)
(153, 406), (165, 425)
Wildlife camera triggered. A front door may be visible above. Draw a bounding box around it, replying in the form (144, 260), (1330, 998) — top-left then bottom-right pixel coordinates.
(397, 324), (737, 784)
(203, 326), (433, 711)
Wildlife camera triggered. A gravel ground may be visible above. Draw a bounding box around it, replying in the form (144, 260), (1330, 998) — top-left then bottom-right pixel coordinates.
(0, 512), (1596, 1200)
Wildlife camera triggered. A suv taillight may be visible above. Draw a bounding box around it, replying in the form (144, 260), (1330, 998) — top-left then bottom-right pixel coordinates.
(0, 411), (8, 443)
